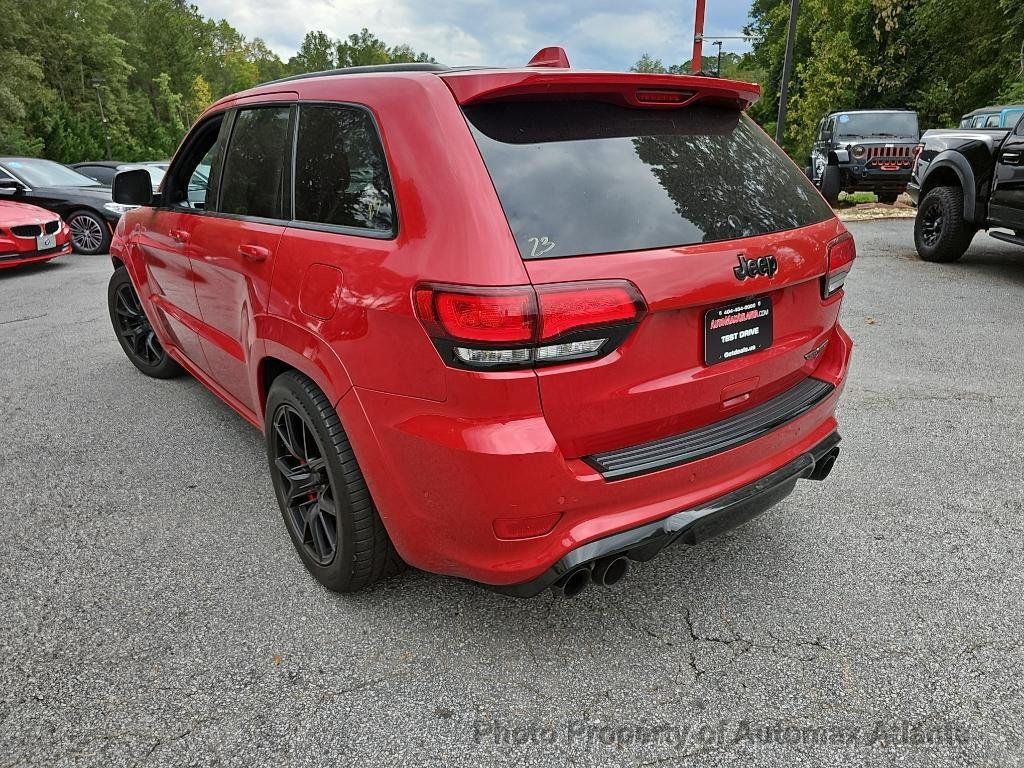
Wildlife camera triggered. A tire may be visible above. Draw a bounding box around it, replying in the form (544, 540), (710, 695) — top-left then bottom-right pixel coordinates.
(67, 209), (112, 254)
(877, 191), (899, 205)
(108, 268), (184, 378)
(265, 370), (404, 592)
(914, 186), (975, 263)
(820, 165), (841, 206)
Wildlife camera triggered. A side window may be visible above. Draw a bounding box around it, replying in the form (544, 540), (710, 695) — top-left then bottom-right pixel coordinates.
(165, 115), (226, 211)
(293, 104), (395, 234)
(218, 106), (293, 220)
(985, 114), (1000, 128)
(1010, 113), (1024, 134)
(826, 117), (836, 139)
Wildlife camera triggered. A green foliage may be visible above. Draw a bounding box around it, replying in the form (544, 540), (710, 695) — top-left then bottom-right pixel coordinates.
(0, 5), (434, 163)
(741, 0), (1024, 160)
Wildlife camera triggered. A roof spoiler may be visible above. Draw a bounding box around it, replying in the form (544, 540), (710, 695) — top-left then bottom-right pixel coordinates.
(441, 70), (760, 110)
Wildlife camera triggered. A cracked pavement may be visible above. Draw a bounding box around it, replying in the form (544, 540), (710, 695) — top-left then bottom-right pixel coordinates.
(1, 219), (1023, 767)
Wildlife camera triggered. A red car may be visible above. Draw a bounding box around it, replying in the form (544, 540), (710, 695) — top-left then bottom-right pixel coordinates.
(107, 50), (855, 597)
(0, 200), (73, 269)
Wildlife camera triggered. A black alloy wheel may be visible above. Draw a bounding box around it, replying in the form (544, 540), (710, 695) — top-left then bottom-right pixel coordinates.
(270, 403), (339, 566)
(107, 268), (183, 378)
(263, 371), (403, 592)
(918, 197), (944, 247)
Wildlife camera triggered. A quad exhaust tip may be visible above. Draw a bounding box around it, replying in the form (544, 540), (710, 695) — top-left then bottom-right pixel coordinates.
(554, 555), (631, 598)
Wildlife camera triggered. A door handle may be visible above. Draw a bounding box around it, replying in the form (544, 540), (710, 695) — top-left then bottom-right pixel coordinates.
(1003, 152), (1022, 165)
(169, 229), (190, 243)
(238, 244), (271, 262)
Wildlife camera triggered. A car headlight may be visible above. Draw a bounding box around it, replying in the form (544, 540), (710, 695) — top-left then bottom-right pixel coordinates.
(103, 202), (138, 215)
(851, 145), (866, 160)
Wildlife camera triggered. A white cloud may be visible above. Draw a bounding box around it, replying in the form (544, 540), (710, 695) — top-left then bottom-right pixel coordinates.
(192, 0), (753, 70)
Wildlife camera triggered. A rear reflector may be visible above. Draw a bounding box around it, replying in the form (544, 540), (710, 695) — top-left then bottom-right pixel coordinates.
(493, 512), (562, 539)
(414, 280), (646, 369)
(823, 232), (856, 298)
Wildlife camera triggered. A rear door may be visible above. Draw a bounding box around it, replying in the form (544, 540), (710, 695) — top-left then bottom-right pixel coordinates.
(989, 117), (1024, 231)
(462, 97), (844, 458)
(189, 104), (293, 414)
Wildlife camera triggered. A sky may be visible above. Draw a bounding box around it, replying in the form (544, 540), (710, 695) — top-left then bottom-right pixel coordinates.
(192, 0), (755, 71)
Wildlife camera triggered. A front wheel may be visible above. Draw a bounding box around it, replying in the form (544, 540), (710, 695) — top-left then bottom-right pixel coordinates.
(266, 371), (403, 592)
(820, 166), (841, 207)
(108, 268), (183, 378)
(67, 209), (112, 254)
(914, 186), (975, 263)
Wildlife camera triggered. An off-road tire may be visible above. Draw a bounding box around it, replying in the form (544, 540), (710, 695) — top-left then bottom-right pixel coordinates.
(265, 370), (404, 592)
(914, 185), (975, 263)
(820, 166), (841, 206)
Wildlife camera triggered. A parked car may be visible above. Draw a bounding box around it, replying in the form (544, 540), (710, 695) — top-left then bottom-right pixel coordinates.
(959, 104), (1024, 129)
(70, 161), (166, 190)
(0, 200), (73, 269)
(106, 52), (855, 597)
(0, 158), (135, 254)
(909, 114), (1024, 261)
(808, 109), (920, 205)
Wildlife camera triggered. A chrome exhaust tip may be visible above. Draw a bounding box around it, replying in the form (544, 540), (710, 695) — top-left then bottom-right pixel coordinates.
(592, 555), (630, 587)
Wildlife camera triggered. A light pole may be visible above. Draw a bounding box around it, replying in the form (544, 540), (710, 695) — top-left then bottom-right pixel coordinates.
(775, 0), (801, 145)
(714, 40), (724, 77)
(91, 77), (112, 160)
(691, 0), (706, 73)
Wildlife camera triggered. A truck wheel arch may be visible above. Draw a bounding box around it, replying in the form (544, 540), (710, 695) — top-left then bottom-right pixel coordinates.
(921, 152), (979, 224)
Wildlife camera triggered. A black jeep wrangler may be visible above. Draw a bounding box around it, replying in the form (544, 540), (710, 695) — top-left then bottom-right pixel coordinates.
(808, 109), (920, 205)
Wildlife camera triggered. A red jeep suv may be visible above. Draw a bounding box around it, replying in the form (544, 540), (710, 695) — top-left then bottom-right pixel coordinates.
(108, 51), (854, 597)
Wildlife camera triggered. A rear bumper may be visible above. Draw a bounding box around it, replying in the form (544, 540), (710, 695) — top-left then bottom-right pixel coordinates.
(491, 431), (841, 597)
(339, 322), (853, 588)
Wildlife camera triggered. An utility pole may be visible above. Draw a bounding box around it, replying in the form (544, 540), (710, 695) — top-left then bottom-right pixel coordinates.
(775, 0), (800, 145)
(91, 77), (112, 160)
(715, 40), (724, 77)
(692, 0), (706, 73)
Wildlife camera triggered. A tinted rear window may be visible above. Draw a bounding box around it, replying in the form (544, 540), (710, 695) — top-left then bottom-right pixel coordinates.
(464, 101), (834, 259)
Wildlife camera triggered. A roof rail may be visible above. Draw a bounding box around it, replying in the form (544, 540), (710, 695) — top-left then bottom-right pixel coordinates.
(262, 62), (450, 86)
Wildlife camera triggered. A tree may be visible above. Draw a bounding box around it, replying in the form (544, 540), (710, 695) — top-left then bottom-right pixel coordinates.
(291, 30), (335, 73)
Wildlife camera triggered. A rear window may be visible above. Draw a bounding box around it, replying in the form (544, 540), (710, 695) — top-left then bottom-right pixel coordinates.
(464, 101), (834, 259)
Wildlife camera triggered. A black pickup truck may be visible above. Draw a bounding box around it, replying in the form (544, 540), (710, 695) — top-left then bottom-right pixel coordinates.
(909, 117), (1024, 261)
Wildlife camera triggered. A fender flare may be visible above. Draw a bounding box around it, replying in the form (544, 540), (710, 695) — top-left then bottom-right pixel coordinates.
(254, 316), (354, 423)
(922, 151), (979, 223)
(829, 149), (849, 164)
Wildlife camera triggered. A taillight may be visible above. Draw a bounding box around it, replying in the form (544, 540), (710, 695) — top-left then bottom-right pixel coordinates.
(413, 280), (646, 369)
(823, 232), (856, 299)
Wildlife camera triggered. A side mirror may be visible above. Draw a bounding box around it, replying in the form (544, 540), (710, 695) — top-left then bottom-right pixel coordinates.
(0, 178), (24, 193)
(112, 168), (153, 206)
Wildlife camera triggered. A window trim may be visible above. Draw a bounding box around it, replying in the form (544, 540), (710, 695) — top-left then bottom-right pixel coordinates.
(287, 100), (399, 241)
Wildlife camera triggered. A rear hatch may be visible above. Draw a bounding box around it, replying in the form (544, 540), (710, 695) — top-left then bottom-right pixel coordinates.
(448, 71), (845, 460)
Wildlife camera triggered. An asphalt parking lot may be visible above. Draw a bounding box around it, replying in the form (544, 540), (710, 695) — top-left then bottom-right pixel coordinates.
(1, 218), (1022, 767)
